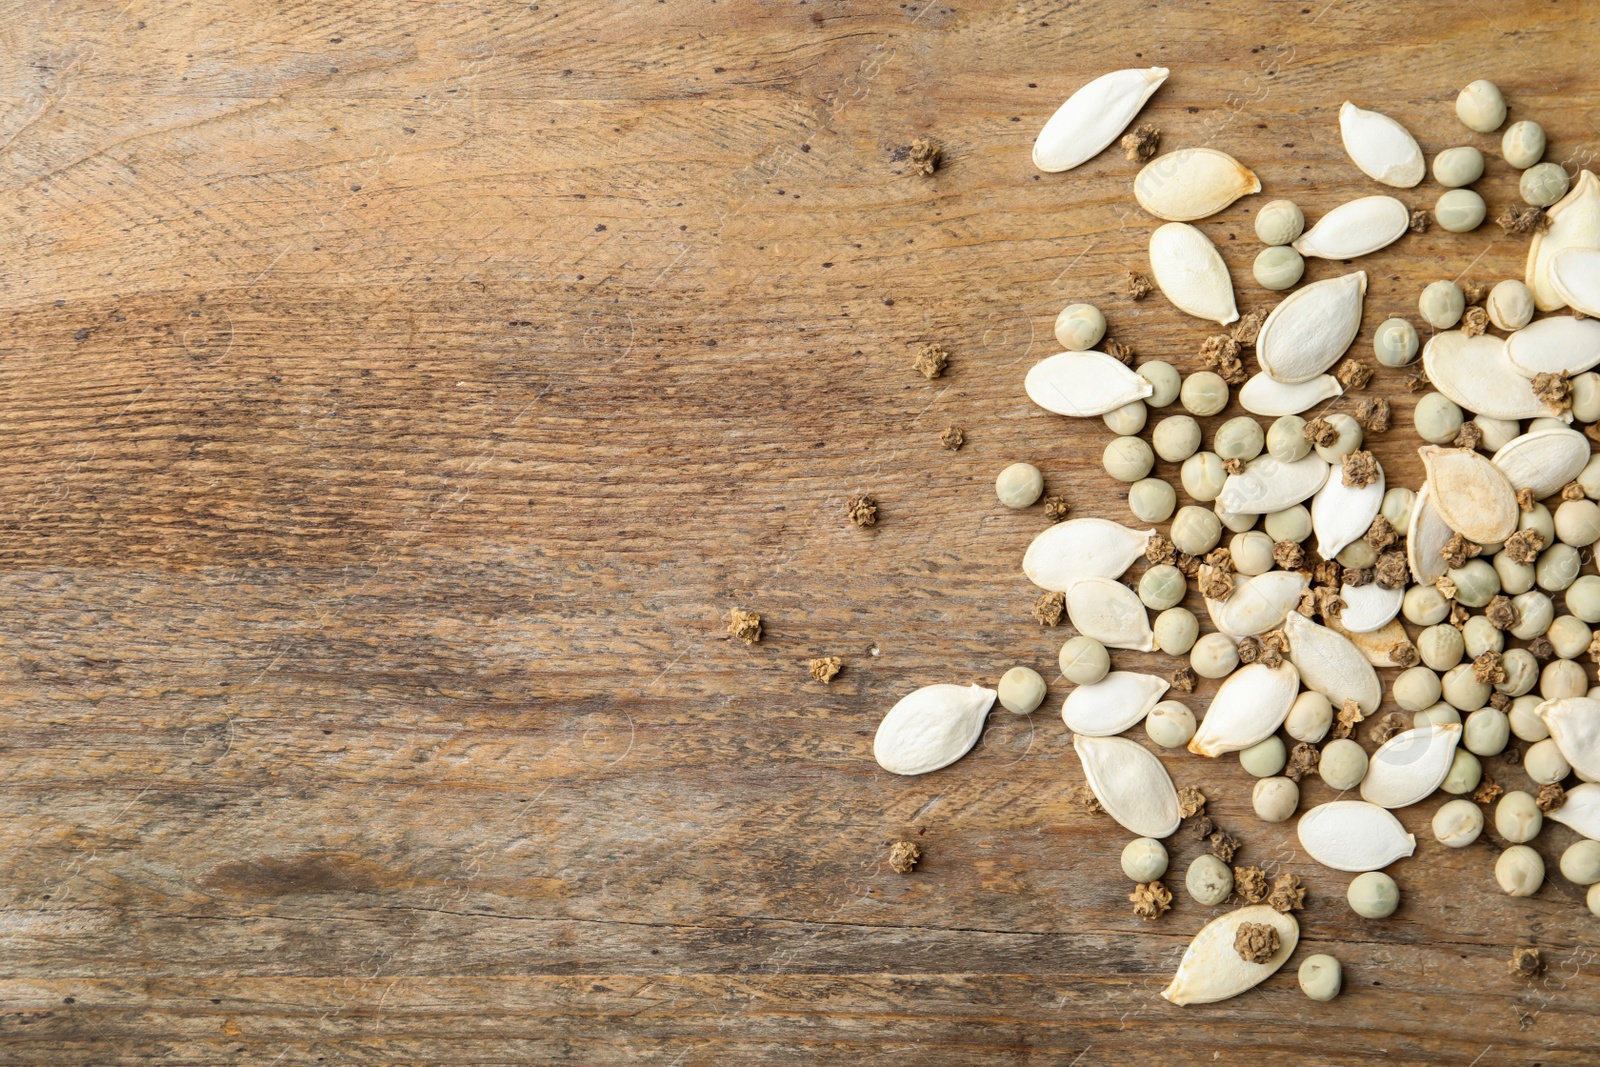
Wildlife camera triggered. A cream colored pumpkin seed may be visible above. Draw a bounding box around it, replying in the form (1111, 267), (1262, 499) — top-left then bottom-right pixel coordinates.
(1284, 609), (1381, 714)
(1238, 372), (1344, 417)
(1218, 453), (1330, 515)
(1025, 351), (1155, 417)
(1062, 671), (1169, 736)
(1148, 222), (1239, 326)
(1421, 445), (1518, 545)
(1492, 428), (1591, 500)
(1407, 483), (1453, 585)
(1023, 518), (1153, 592)
(1188, 661), (1300, 756)
(1134, 148), (1261, 222)
(1212, 570), (1308, 637)
(1066, 577), (1156, 651)
(1311, 454), (1383, 560)
(1338, 102), (1425, 188)
(1033, 67), (1170, 173)
(1255, 272), (1367, 384)
(1504, 314), (1600, 377)
(1073, 733), (1181, 838)
(1359, 724), (1464, 808)
(1291, 195), (1410, 259)
(1550, 248), (1600, 318)
(1538, 696), (1600, 781)
(1338, 582), (1404, 634)
(1161, 905), (1299, 1006)
(1297, 800), (1417, 872)
(1422, 332), (1553, 422)
(1545, 781), (1600, 840)
(873, 683), (997, 776)
(1527, 169), (1600, 311)
(1328, 616), (1416, 667)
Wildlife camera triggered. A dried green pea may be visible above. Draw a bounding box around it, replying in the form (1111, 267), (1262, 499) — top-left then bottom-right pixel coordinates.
(1103, 399), (1148, 436)
(1462, 615), (1504, 658)
(1152, 414), (1203, 462)
(1466, 709), (1512, 758)
(998, 666), (1047, 715)
(1443, 664), (1492, 713)
(1373, 317), (1420, 368)
(1267, 415), (1313, 462)
(1565, 574), (1600, 623)
(1486, 281), (1536, 331)
(1348, 871), (1399, 918)
(1180, 452), (1228, 503)
(1120, 837), (1169, 882)
(1103, 437), (1154, 483)
(1393, 666), (1443, 712)
(1541, 658), (1588, 700)
(1414, 701), (1461, 728)
(1474, 416), (1521, 452)
(1189, 632), (1239, 679)
(1588, 883), (1600, 918)
(1509, 694), (1551, 741)
(996, 463), (1045, 509)
(1449, 559), (1500, 607)
(1141, 360), (1182, 407)
(1403, 585), (1451, 626)
(1526, 738), (1572, 786)
(1298, 954), (1342, 1002)
(1255, 199), (1305, 245)
(1059, 636), (1110, 685)
(1493, 550), (1535, 596)
(1054, 303), (1106, 351)
(1413, 392), (1465, 445)
(1578, 452), (1600, 497)
(1501, 120), (1545, 168)
(1138, 564), (1187, 610)
(1522, 161), (1571, 207)
(1381, 487), (1416, 532)
(1520, 503), (1556, 545)
(1145, 699), (1196, 748)
(1264, 505), (1312, 545)
(1440, 748), (1482, 795)
(1510, 591), (1555, 639)
(1214, 416), (1265, 462)
(1180, 371), (1230, 417)
(1214, 501), (1256, 534)
(1495, 790), (1543, 843)
(1253, 776), (1299, 822)
(1417, 623), (1465, 670)
(1456, 79), (1506, 133)
(1529, 415), (1570, 435)
(1239, 735), (1287, 778)
(1547, 615), (1593, 659)
(1434, 798), (1484, 846)
(1431, 146), (1485, 187)
(1254, 245), (1305, 290)
(1153, 607), (1199, 656)
(1562, 841), (1600, 886)
(1555, 498), (1600, 547)
(1285, 691), (1333, 743)
(1496, 648), (1538, 697)
(1535, 543), (1582, 593)
(1419, 281), (1466, 329)
(1171, 505), (1223, 556)
(1129, 478), (1176, 523)
(1319, 738), (1368, 790)
(1186, 854), (1233, 906)
(1314, 413), (1363, 463)
(1336, 539), (1376, 569)
(1230, 531), (1275, 576)
(1435, 188), (1487, 233)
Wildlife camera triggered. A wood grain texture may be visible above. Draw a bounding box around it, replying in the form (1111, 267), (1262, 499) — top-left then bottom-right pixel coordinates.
(2, 0), (1599, 1062)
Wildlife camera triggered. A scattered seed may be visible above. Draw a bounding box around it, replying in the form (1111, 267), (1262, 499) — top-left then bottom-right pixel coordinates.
(1537, 782), (1565, 812)
(1273, 540), (1305, 570)
(1342, 450), (1380, 488)
(1285, 741), (1319, 782)
(1032, 590), (1066, 626)
(809, 656), (842, 682)
(1303, 416), (1337, 447)
(873, 683), (997, 775)
(888, 840), (922, 873)
(1508, 947), (1544, 979)
(1473, 775), (1504, 804)
(1136, 148), (1260, 222)
(728, 608), (763, 645)
(1461, 305), (1490, 336)
(1103, 339), (1135, 365)
(1331, 698), (1365, 741)
(1178, 785), (1207, 818)
(1231, 308), (1269, 346)
(940, 425), (965, 450)
(1163, 906), (1298, 1005)
(1042, 495), (1070, 522)
(907, 137), (942, 176)
(1369, 712), (1409, 745)
(1127, 270), (1154, 301)
(1498, 204), (1549, 235)
(1033, 67), (1169, 173)
(913, 342), (949, 379)
(1209, 830), (1240, 863)
(1485, 595), (1519, 630)
(1354, 396), (1390, 433)
(847, 494), (879, 527)
(1200, 334), (1248, 384)
(1234, 865), (1269, 904)
(1453, 420), (1483, 450)
(1122, 123), (1161, 163)
(1517, 487), (1538, 511)
(1410, 209), (1431, 233)
(1190, 814), (1215, 840)
(1268, 873), (1307, 914)
(1532, 371), (1572, 412)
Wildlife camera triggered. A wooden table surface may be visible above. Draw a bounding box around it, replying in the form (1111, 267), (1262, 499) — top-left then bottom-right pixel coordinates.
(4, 0), (1600, 1062)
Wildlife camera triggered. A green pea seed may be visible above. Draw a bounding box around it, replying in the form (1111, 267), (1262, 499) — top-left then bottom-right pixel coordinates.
(1120, 837), (1169, 882)
(1556, 498), (1600, 546)
(1431, 146), (1485, 188)
(1252, 776), (1299, 822)
(1462, 616), (1503, 659)
(1298, 955), (1342, 1002)
(1255, 199), (1305, 245)
(1054, 303), (1106, 351)
(1536, 543), (1582, 592)
(1474, 415), (1521, 452)
(1509, 694), (1551, 741)
(1254, 244), (1305, 290)
(1102, 399), (1148, 436)
(1373, 317), (1420, 367)
(1239, 735), (1287, 778)
(1547, 615), (1592, 659)
(1495, 790), (1543, 842)
(998, 666), (1047, 715)
(1213, 415), (1265, 462)
(1441, 748), (1483, 795)
(1415, 701), (1462, 728)
(1348, 871), (1400, 919)
(1417, 622), (1465, 670)
(1152, 415), (1203, 463)
(1403, 586), (1450, 627)
(1313, 412), (1362, 462)
(1501, 120), (1545, 168)
(1526, 738), (1572, 786)
(1285, 690), (1333, 743)
(1435, 188), (1487, 233)
(1180, 371), (1229, 417)
(1510, 590), (1555, 639)
(1419, 280), (1466, 329)
(1414, 391), (1465, 444)
(1521, 161), (1571, 207)
(1434, 798), (1484, 846)
(1520, 502), (1556, 545)
(1497, 649), (1538, 697)
(1103, 436), (1155, 482)
(1456, 79), (1506, 133)
(1129, 478), (1176, 523)
(1189, 632), (1238, 679)
(1180, 452), (1227, 503)
(1496, 846), (1544, 897)
(1267, 415), (1313, 462)
(1059, 635), (1110, 685)
(1230, 530), (1275, 575)
(1214, 501), (1257, 534)
(1443, 664), (1492, 713)
(1153, 608), (1199, 656)
(1138, 564), (1187, 610)
(1499, 544), (1534, 593)
(1487, 280), (1535, 331)
(1565, 574), (1600, 623)
(1562, 840), (1600, 886)
(1186, 854), (1233, 906)
(996, 462), (1044, 508)
(1393, 666), (1443, 711)
(1141, 360), (1182, 407)
(1319, 738), (1368, 790)
(1575, 378), (1600, 428)
(1450, 559), (1500, 607)
(1171, 505), (1222, 557)
(1381, 487), (1416, 532)
(1145, 699), (1196, 748)
(1464, 706), (1510, 755)
(1541, 657), (1588, 700)
(1264, 505), (1312, 544)
(1336, 538), (1376, 569)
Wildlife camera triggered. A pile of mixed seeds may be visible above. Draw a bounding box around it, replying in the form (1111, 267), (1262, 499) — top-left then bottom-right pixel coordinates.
(871, 70), (1600, 1006)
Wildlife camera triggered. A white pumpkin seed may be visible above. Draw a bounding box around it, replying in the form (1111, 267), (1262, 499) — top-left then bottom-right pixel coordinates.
(1538, 696), (1600, 781)
(1284, 609), (1381, 714)
(1491, 428), (1592, 500)
(1134, 148), (1261, 222)
(1025, 351), (1155, 417)
(1422, 332), (1553, 422)
(1545, 781), (1600, 840)
(1338, 102), (1425, 188)
(1550, 248), (1600, 318)
(1073, 733), (1181, 838)
(1023, 518), (1153, 592)
(873, 683), (997, 776)
(1188, 661), (1301, 756)
(1212, 570), (1308, 637)
(1061, 671), (1170, 736)
(1297, 800), (1417, 872)
(1338, 582), (1404, 634)
(1218, 453), (1330, 515)
(1406, 483), (1453, 585)
(1066, 577), (1156, 651)
(1161, 905), (1299, 1006)
(1421, 445), (1518, 545)
(1504, 313), (1600, 377)
(1148, 222), (1239, 326)
(1527, 169), (1600, 311)
(1311, 454), (1384, 559)
(1238, 372), (1344, 417)
(1033, 67), (1170, 173)
(1359, 724), (1464, 808)
(1328, 616), (1416, 667)
(1255, 272), (1367, 384)
(1291, 195), (1410, 259)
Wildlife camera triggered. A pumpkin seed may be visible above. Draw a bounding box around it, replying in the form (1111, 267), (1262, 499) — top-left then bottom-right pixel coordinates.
(1134, 148), (1261, 222)
(1504, 313), (1600, 377)
(1292, 195), (1410, 259)
(1338, 102), (1425, 187)
(1023, 518), (1152, 592)
(1211, 570), (1308, 637)
(1238, 372), (1343, 417)
(1491, 427), (1591, 499)
(1188, 661), (1301, 757)
(1527, 169), (1600, 311)
(1421, 445), (1518, 545)
(1073, 733), (1181, 838)
(1538, 696), (1600, 781)
(1149, 222), (1239, 326)
(1025, 351), (1155, 417)
(1255, 272), (1367, 383)
(1338, 582), (1404, 634)
(1283, 609), (1381, 714)
(1422, 332), (1552, 422)
(1546, 782), (1600, 840)
(1359, 724), (1464, 808)
(1297, 800), (1417, 872)
(1550, 249), (1600, 320)
(873, 683), (998, 775)
(1217, 453), (1330, 515)
(1062, 671), (1170, 735)
(1033, 67), (1170, 173)
(1406, 483), (1453, 585)
(1066, 577), (1156, 651)
(1161, 905), (1299, 1006)
(1311, 452), (1384, 559)
(1328, 616), (1417, 668)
